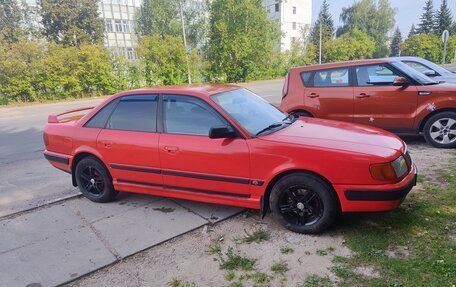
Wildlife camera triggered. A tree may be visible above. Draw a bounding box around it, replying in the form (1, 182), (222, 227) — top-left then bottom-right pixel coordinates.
(337, 0), (395, 57)
(401, 33), (441, 63)
(38, 0), (103, 46)
(206, 0), (281, 82)
(137, 0), (207, 47)
(137, 35), (188, 85)
(417, 0), (435, 34)
(0, 0), (24, 43)
(408, 24), (417, 38)
(323, 29), (375, 62)
(309, 0), (334, 50)
(390, 27), (402, 56)
(435, 0), (453, 35)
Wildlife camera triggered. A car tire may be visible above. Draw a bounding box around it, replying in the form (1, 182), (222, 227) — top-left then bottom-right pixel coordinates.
(269, 173), (338, 234)
(423, 112), (456, 148)
(75, 156), (118, 203)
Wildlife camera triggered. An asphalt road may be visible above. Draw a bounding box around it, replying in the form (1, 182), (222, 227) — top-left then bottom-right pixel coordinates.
(0, 79), (284, 218)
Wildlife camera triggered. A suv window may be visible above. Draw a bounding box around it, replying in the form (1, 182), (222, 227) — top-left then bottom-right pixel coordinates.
(356, 65), (399, 86)
(107, 95), (157, 132)
(163, 95), (226, 136)
(313, 68), (349, 87)
(403, 61), (438, 75)
(85, 98), (119, 128)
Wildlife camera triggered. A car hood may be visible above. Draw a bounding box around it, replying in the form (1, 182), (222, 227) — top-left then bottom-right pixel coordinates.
(261, 118), (404, 158)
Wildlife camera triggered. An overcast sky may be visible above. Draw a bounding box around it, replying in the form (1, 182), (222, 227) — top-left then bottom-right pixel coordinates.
(312, 0), (456, 36)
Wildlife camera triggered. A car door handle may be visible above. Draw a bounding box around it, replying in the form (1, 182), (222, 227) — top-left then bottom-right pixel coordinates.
(308, 93), (320, 98)
(102, 141), (113, 148)
(419, 91), (432, 96)
(356, 93), (370, 99)
(164, 146), (179, 153)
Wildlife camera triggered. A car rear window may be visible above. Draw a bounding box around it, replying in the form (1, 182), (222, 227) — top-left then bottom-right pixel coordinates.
(313, 68), (349, 87)
(107, 95), (158, 132)
(300, 72), (312, 86)
(84, 99), (119, 128)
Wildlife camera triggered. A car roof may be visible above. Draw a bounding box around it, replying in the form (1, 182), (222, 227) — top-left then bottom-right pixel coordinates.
(291, 58), (399, 72)
(112, 84), (242, 99)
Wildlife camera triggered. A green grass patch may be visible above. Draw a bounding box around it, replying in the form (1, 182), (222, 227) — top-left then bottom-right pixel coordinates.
(169, 278), (199, 287)
(242, 271), (271, 285)
(270, 261), (288, 274)
(206, 244), (221, 255)
(242, 227), (270, 243)
(298, 275), (333, 287)
(334, 162), (456, 287)
(224, 270), (235, 281)
(280, 245), (294, 254)
(219, 247), (256, 271)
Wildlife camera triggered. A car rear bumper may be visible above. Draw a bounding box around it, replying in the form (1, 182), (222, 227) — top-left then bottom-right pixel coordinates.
(44, 150), (72, 174)
(334, 164), (417, 212)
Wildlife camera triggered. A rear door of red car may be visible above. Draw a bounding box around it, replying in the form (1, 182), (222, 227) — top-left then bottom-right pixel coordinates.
(96, 94), (163, 187)
(158, 94), (251, 198)
(304, 67), (354, 122)
(352, 64), (418, 131)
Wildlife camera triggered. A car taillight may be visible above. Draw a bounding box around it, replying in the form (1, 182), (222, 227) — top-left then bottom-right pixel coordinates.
(43, 132), (49, 146)
(282, 72), (289, 99)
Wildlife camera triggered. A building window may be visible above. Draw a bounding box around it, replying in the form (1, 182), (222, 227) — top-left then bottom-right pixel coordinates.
(115, 20), (122, 32)
(122, 20), (130, 33)
(275, 3), (279, 12)
(105, 19), (113, 33)
(292, 22), (296, 30)
(126, 48), (136, 60)
(293, 6), (296, 14)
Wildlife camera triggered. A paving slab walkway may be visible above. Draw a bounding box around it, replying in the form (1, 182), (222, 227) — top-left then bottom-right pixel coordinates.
(0, 193), (241, 287)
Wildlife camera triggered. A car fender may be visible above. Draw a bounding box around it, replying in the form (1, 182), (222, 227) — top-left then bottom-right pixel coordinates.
(414, 97), (456, 131)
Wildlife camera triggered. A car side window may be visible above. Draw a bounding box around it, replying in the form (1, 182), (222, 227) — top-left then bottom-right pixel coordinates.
(106, 95), (157, 132)
(403, 61), (437, 75)
(356, 65), (399, 86)
(313, 68), (349, 87)
(84, 99), (119, 128)
(163, 95), (227, 136)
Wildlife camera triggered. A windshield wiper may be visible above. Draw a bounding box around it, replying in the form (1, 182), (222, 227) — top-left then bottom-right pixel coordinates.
(256, 123), (284, 136)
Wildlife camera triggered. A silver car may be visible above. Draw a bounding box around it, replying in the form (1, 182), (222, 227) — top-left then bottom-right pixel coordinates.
(392, 56), (456, 83)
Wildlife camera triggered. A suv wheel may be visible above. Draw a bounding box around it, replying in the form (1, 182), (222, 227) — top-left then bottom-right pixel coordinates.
(75, 156), (118, 202)
(423, 112), (456, 148)
(270, 173), (338, 234)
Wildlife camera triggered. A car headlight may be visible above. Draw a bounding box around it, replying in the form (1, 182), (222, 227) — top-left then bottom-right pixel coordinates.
(370, 156), (409, 181)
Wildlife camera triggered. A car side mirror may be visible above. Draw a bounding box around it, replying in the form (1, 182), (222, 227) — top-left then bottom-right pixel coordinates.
(209, 125), (237, 139)
(422, 69), (437, 77)
(393, 76), (410, 86)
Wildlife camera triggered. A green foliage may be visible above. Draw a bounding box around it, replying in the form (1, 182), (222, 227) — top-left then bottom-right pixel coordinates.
(338, 0), (395, 57)
(298, 275), (333, 287)
(0, 40), (118, 104)
(219, 247), (256, 271)
(408, 24), (417, 38)
(242, 228), (269, 244)
(390, 27), (403, 57)
(168, 278), (199, 287)
(206, 0), (281, 83)
(417, 0), (436, 34)
(206, 244), (221, 255)
(137, 35), (188, 85)
(401, 33), (442, 63)
(310, 0), (335, 50)
(435, 0), (453, 35)
(0, 0), (24, 43)
(270, 261), (288, 274)
(323, 29), (375, 63)
(224, 270), (235, 281)
(280, 246), (294, 254)
(38, 0), (103, 46)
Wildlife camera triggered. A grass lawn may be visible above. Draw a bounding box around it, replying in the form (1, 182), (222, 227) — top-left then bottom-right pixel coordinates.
(333, 156), (456, 287)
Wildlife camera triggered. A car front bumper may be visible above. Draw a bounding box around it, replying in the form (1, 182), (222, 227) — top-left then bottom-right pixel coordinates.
(334, 164), (418, 213)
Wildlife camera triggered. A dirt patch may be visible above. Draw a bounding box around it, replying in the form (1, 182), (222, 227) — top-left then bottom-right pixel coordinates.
(353, 265), (381, 279)
(66, 214), (350, 287)
(385, 245), (413, 259)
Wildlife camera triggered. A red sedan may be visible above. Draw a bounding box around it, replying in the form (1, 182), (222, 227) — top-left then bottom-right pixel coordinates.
(44, 85), (417, 233)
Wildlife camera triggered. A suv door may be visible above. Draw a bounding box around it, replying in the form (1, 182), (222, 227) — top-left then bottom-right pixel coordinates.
(159, 94), (251, 198)
(353, 64), (418, 131)
(96, 95), (163, 187)
(304, 67), (354, 122)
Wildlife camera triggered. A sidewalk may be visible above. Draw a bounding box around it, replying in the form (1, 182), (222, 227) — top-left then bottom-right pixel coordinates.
(0, 193), (241, 287)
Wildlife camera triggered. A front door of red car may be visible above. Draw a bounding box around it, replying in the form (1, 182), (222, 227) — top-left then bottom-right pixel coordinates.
(158, 94), (251, 197)
(304, 67), (354, 122)
(96, 95), (162, 187)
(353, 64), (418, 131)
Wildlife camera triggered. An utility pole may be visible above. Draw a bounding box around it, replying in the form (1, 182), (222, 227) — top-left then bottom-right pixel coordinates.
(179, 0), (192, 84)
(319, 23), (322, 64)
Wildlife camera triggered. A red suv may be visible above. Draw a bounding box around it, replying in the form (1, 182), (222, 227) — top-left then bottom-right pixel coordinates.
(44, 85), (416, 233)
(280, 59), (456, 148)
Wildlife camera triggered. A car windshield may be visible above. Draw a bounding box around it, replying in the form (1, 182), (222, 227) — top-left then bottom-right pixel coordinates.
(391, 61), (438, 85)
(212, 88), (293, 136)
